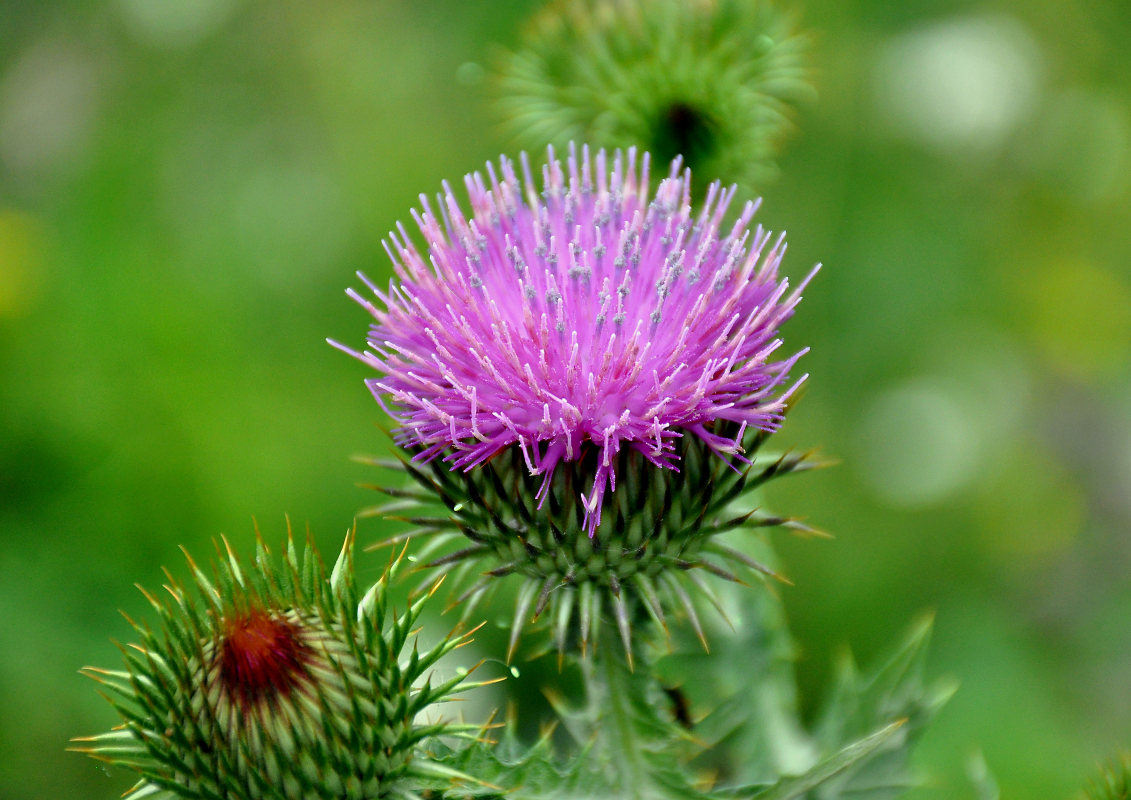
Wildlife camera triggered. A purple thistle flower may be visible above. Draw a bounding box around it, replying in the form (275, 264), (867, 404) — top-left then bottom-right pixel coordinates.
(336, 145), (816, 538)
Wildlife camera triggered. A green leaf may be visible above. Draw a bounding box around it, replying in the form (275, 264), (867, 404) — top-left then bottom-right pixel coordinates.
(1082, 753), (1131, 800)
(434, 626), (716, 800)
(966, 750), (1000, 800)
(657, 550), (952, 800)
(810, 615), (957, 799)
(656, 543), (817, 787)
(723, 721), (907, 800)
(426, 731), (605, 800)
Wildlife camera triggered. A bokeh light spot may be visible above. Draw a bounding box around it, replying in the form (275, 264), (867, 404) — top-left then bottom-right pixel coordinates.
(1014, 259), (1131, 381)
(973, 442), (1085, 558)
(0, 39), (101, 177)
(872, 15), (1042, 156)
(856, 379), (983, 507)
(115, 0), (238, 48)
(456, 62), (485, 86)
(1016, 88), (1131, 205)
(0, 209), (45, 318)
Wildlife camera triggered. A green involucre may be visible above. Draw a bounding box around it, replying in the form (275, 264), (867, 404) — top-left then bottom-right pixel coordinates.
(367, 420), (824, 663)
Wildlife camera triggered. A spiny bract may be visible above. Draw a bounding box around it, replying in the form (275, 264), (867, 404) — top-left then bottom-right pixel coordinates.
(366, 420), (822, 663)
(73, 525), (485, 800)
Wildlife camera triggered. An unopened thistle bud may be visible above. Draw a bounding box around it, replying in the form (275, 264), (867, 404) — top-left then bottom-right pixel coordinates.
(335, 145), (820, 660)
(73, 526), (483, 800)
(495, 0), (810, 191)
(1085, 755), (1131, 800)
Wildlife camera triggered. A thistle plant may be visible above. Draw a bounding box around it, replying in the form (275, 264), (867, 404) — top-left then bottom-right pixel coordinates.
(495, 0), (810, 191)
(73, 526), (487, 800)
(334, 145), (819, 659)
(331, 145), (952, 799)
(69, 4), (958, 798)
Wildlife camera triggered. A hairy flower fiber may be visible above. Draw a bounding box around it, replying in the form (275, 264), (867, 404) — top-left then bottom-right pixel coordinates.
(337, 145), (816, 539)
(73, 525), (486, 800)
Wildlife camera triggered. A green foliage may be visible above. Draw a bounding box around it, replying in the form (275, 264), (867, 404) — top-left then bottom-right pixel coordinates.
(427, 731), (601, 800)
(437, 634), (714, 800)
(737, 722), (909, 800)
(425, 605), (947, 800)
(659, 579), (952, 799)
(546, 631), (712, 800)
(808, 617), (956, 798)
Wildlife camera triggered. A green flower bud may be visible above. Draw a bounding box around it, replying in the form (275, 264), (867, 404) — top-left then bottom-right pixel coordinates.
(1085, 755), (1131, 800)
(73, 526), (484, 800)
(494, 0), (811, 192)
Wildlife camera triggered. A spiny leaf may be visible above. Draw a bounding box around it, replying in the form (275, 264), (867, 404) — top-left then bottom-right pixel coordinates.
(723, 721), (907, 800)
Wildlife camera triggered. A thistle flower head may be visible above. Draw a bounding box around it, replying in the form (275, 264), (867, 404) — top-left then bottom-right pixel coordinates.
(73, 525), (482, 800)
(495, 0), (810, 191)
(337, 146), (819, 659)
(338, 145), (814, 538)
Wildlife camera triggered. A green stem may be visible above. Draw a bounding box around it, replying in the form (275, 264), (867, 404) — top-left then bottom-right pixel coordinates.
(592, 638), (647, 796)
(578, 627), (702, 800)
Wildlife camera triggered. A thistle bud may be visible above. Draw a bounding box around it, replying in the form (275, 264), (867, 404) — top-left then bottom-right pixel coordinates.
(73, 525), (481, 800)
(495, 0), (811, 192)
(1085, 755), (1131, 800)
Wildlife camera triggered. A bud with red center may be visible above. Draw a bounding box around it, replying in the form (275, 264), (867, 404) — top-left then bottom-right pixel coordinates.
(73, 526), (486, 800)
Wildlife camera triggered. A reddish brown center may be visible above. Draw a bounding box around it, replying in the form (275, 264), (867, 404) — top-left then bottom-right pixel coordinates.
(218, 608), (310, 708)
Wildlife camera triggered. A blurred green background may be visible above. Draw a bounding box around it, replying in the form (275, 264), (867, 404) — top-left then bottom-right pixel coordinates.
(1, 1), (1129, 798)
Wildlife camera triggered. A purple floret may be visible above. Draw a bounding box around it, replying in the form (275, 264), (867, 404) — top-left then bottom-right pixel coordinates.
(335, 145), (817, 536)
